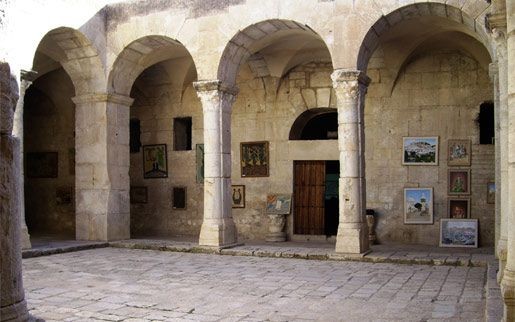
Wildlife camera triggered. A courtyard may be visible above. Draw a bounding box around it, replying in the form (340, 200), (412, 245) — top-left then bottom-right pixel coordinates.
(24, 247), (488, 321)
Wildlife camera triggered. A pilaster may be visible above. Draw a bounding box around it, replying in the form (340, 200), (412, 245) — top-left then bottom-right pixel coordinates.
(72, 92), (134, 241)
(331, 69), (370, 254)
(193, 80), (238, 247)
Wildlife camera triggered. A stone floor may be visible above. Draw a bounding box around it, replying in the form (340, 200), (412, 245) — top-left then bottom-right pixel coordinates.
(24, 247), (490, 321)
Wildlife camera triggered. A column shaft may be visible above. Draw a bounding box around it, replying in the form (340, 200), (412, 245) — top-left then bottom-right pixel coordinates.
(331, 69), (370, 254)
(194, 80), (237, 247)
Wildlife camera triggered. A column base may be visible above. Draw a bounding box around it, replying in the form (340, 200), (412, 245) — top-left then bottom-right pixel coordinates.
(335, 223), (369, 254)
(0, 299), (29, 322)
(266, 232), (286, 242)
(20, 225), (31, 250)
(501, 269), (515, 322)
(498, 238), (508, 283)
(199, 218), (237, 247)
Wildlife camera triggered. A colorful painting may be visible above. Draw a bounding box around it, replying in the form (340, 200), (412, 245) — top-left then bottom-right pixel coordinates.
(26, 152), (58, 178)
(448, 139), (471, 166)
(143, 144), (168, 178)
(404, 188), (433, 224)
(448, 169), (470, 195)
(487, 182), (495, 204)
(440, 219), (478, 248)
(130, 186), (148, 204)
(448, 198), (470, 219)
(231, 185), (245, 208)
(241, 141), (269, 177)
(402, 137), (438, 165)
(196, 144), (204, 183)
(266, 194), (292, 215)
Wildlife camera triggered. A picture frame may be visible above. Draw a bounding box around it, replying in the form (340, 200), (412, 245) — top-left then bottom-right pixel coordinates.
(402, 137), (439, 165)
(143, 144), (168, 178)
(196, 144), (204, 183)
(448, 198), (470, 219)
(130, 186), (148, 204)
(26, 151), (58, 178)
(439, 219), (478, 248)
(487, 182), (495, 204)
(448, 169), (470, 195)
(266, 194), (292, 215)
(240, 141), (269, 177)
(448, 139), (471, 166)
(231, 185), (245, 208)
(403, 188), (433, 224)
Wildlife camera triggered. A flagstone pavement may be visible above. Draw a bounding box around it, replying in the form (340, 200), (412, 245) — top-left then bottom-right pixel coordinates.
(24, 247), (489, 321)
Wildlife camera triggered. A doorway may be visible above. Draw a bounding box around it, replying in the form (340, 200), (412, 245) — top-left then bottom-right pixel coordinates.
(293, 160), (339, 236)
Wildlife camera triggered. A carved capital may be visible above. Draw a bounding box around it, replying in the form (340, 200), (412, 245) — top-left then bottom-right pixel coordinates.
(72, 93), (134, 106)
(486, 12), (507, 33)
(193, 80), (238, 96)
(20, 69), (38, 83)
(331, 69), (370, 101)
(193, 80), (238, 112)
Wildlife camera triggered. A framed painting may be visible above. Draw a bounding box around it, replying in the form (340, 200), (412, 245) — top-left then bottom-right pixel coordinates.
(240, 141), (269, 177)
(231, 185), (245, 208)
(26, 152), (58, 178)
(143, 144), (168, 178)
(448, 169), (470, 195)
(448, 139), (471, 166)
(266, 194), (292, 215)
(402, 137), (438, 165)
(440, 219), (478, 248)
(404, 188), (433, 224)
(196, 144), (204, 183)
(130, 186), (148, 204)
(487, 182), (495, 204)
(448, 198), (470, 219)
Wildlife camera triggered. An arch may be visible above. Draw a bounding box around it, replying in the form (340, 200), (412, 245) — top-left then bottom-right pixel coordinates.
(289, 108), (337, 140)
(32, 27), (105, 95)
(108, 35), (198, 96)
(357, 2), (493, 72)
(218, 19), (332, 86)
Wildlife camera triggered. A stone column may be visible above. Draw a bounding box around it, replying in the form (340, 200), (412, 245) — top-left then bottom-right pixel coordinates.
(72, 93), (133, 241)
(331, 69), (370, 254)
(501, 1), (515, 320)
(193, 80), (238, 247)
(12, 70), (37, 250)
(0, 62), (29, 321)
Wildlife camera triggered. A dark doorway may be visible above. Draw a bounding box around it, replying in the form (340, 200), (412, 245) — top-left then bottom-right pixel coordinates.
(293, 160), (339, 236)
(478, 102), (494, 145)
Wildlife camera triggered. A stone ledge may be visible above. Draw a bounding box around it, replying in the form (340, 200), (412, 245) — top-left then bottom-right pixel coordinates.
(22, 242), (109, 259)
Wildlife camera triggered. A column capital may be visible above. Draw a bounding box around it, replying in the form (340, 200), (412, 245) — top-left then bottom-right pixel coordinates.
(20, 69), (38, 82)
(72, 93), (134, 106)
(331, 69), (370, 87)
(193, 80), (238, 96)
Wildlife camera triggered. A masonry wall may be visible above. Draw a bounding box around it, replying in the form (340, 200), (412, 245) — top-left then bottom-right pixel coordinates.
(365, 48), (495, 246)
(24, 68), (76, 237)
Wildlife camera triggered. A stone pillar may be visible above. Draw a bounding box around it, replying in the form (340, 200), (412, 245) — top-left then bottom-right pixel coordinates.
(331, 69), (370, 254)
(193, 80), (238, 247)
(72, 93), (133, 241)
(501, 1), (515, 320)
(12, 70), (37, 250)
(0, 62), (29, 321)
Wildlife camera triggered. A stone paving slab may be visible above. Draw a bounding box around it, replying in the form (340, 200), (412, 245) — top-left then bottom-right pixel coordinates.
(24, 248), (489, 321)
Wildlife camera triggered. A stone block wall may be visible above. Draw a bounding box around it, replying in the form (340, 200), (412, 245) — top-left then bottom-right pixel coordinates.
(365, 48), (495, 246)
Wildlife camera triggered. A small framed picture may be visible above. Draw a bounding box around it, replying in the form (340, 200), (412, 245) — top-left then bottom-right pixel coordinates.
(266, 194), (292, 215)
(404, 188), (433, 224)
(448, 169), (470, 195)
(240, 141), (269, 177)
(440, 219), (478, 248)
(448, 139), (471, 166)
(448, 198), (470, 219)
(130, 186), (148, 204)
(143, 144), (168, 179)
(402, 137), (439, 166)
(231, 185), (245, 208)
(487, 182), (495, 204)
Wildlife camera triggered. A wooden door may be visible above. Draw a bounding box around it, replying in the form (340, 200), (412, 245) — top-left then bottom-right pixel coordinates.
(294, 161), (325, 235)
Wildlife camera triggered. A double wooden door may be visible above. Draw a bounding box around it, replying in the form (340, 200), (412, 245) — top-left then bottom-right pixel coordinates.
(294, 161), (326, 235)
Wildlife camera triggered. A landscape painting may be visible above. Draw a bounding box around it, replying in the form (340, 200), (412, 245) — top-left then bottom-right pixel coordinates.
(404, 188), (433, 224)
(440, 219), (478, 248)
(402, 137), (438, 165)
(448, 139), (471, 166)
(143, 144), (168, 178)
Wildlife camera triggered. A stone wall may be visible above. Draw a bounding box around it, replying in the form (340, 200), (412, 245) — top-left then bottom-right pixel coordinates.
(24, 68), (75, 237)
(365, 48), (495, 246)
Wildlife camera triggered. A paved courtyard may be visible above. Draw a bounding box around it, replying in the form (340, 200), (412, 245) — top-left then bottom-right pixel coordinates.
(24, 248), (487, 321)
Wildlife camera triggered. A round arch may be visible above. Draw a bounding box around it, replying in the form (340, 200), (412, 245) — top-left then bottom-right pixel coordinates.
(289, 108), (337, 140)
